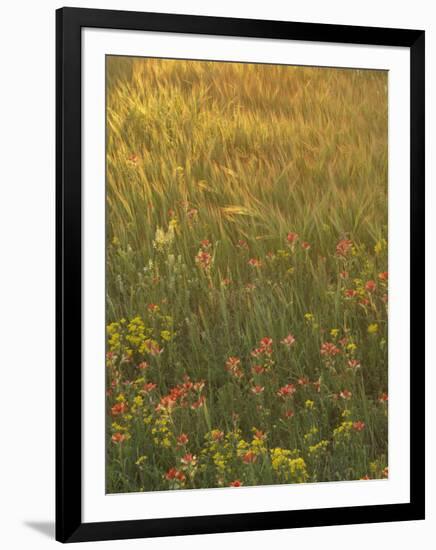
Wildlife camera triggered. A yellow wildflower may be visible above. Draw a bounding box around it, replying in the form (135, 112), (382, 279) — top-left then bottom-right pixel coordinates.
(368, 323), (379, 334)
(374, 239), (387, 255)
(308, 440), (329, 455)
(304, 313), (314, 322)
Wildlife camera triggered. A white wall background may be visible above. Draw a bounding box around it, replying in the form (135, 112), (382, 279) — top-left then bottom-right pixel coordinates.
(0, 1), (433, 548)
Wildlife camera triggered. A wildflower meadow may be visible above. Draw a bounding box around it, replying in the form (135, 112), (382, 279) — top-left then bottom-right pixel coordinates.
(106, 57), (388, 493)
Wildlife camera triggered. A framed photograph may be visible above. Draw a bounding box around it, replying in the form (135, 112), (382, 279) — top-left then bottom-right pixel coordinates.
(56, 7), (425, 543)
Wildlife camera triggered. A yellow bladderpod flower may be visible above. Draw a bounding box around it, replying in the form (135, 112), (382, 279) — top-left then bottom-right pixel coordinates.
(288, 458), (309, 483)
(135, 455), (148, 467)
(374, 238), (387, 255)
(270, 448), (308, 483)
(168, 218), (178, 230)
(131, 395), (143, 413)
(308, 440), (329, 456)
(107, 322), (120, 335)
(303, 427), (318, 442)
(368, 323), (379, 334)
(160, 330), (172, 341)
(333, 421), (353, 443)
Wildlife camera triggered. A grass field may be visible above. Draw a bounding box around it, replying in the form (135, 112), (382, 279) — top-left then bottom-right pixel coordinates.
(105, 56), (388, 492)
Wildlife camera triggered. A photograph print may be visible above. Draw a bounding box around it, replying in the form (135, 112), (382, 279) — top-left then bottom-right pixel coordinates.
(105, 56), (389, 494)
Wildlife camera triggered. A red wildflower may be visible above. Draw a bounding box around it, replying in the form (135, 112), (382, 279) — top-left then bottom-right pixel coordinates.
(353, 421), (365, 432)
(248, 258), (262, 268)
(378, 392), (388, 403)
(177, 433), (189, 446)
(187, 208), (198, 219)
(225, 356), (244, 378)
(340, 389), (352, 400)
(365, 280), (377, 293)
(156, 395), (177, 412)
(251, 385), (265, 395)
(347, 359), (361, 370)
(378, 271), (388, 281)
(320, 342), (341, 356)
(111, 432), (127, 443)
(339, 271), (349, 279)
(182, 378), (194, 392)
(344, 289), (358, 298)
(111, 402), (127, 416)
(147, 340), (164, 356)
(242, 451), (257, 464)
(226, 356), (240, 368)
(156, 382), (196, 411)
(250, 348), (262, 358)
(137, 361), (149, 370)
(336, 238), (353, 257)
(193, 380), (205, 392)
(165, 468), (186, 482)
(191, 395), (206, 410)
(277, 384), (296, 398)
(283, 409), (295, 418)
(361, 475), (371, 480)
(287, 232), (299, 244)
(195, 250), (212, 270)
(147, 303), (159, 312)
(142, 382), (157, 393)
(301, 241), (311, 250)
(237, 239), (248, 250)
(251, 337), (273, 358)
(251, 365), (266, 375)
(181, 453), (196, 465)
(200, 239), (211, 249)
(229, 480), (243, 487)
(260, 337), (273, 350)
(339, 337), (348, 347)
(281, 333), (296, 347)
(298, 377), (310, 386)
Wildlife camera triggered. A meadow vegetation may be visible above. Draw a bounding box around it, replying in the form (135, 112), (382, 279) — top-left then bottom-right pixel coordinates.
(106, 56), (388, 492)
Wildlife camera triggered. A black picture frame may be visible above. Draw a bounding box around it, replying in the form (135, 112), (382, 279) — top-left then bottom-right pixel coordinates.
(56, 6), (425, 543)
